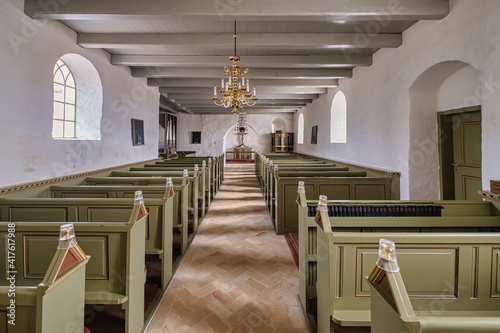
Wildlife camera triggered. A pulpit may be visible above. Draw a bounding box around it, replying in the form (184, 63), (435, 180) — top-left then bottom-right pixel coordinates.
(271, 132), (294, 152)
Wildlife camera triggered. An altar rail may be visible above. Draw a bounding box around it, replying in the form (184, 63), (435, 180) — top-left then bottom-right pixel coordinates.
(226, 150), (256, 161)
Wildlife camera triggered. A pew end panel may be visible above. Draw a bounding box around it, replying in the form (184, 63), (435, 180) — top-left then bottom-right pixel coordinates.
(0, 223), (90, 333)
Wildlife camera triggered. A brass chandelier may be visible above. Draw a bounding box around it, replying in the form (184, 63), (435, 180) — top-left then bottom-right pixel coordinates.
(212, 22), (258, 114)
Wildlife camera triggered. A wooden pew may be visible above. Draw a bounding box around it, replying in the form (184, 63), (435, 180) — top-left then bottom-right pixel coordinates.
(0, 223), (89, 333)
(131, 164), (208, 217)
(369, 239), (500, 333)
(0, 198), (147, 333)
(110, 170), (200, 231)
(84, 175), (198, 230)
(161, 154), (223, 195)
(0, 194), (171, 289)
(271, 170), (393, 234)
(48, 183), (189, 279)
(260, 158), (328, 206)
(145, 159), (213, 208)
(310, 198), (500, 333)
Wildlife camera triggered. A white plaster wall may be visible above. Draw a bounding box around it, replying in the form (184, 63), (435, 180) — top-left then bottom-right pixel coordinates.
(0, 0), (160, 188)
(408, 62), (481, 199)
(294, 0), (500, 199)
(176, 113), (293, 156)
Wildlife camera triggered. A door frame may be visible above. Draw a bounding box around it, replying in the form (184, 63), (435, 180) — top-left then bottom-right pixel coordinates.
(437, 105), (481, 200)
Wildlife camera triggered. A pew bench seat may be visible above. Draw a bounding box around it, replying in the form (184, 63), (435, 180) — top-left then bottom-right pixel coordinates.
(417, 312), (500, 332)
(84, 292), (128, 305)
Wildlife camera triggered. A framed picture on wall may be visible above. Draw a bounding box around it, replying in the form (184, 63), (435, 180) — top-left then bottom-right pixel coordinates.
(192, 131), (201, 144)
(311, 125), (318, 144)
(132, 119), (145, 146)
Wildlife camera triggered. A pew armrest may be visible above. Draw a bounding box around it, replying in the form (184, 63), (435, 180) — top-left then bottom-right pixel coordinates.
(331, 310), (371, 327)
(85, 292), (128, 305)
(146, 247), (163, 255)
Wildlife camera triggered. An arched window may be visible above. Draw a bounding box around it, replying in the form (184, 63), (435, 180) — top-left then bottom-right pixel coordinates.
(52, 54), (103, 140)
(297, 113), (304, 144)
(52, 59), (76, 138)
(330, 91), (347, 143)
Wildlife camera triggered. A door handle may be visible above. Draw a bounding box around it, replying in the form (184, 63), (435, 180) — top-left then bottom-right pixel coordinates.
(452, 163), (462, 170)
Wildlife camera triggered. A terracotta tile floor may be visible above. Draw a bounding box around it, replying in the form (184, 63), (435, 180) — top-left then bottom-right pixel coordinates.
(145, 162), (308, 333)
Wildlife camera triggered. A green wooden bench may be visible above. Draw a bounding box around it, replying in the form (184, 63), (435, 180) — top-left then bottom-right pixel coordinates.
(0, 194), (175, 290)
(84, 175), (199, 228)
(145, 160), (213, 208)
(130, 165), (208, 217)
(369, 239), (500, 333)
(311, 200), (500, 333)
(0, 199), (147, 333)
(271, 172), (393, 234)
(47, 183), (189, 284)
(0, 223), (89, 333)
(261, 159), (329, 208)
(161, 154), (223, 194)
(110, 170), (200, 231)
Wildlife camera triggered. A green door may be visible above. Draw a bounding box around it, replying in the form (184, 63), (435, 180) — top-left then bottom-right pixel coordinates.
(452, 111), (482, 200)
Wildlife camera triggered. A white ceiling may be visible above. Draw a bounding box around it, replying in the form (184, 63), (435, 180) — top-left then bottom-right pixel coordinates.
(24, 0), (450, 115)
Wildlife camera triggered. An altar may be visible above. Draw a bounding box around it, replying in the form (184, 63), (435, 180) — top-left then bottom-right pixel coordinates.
(226, 122), (255, 161)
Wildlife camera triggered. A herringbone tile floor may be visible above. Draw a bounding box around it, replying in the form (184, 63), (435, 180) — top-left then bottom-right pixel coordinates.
(145, 163), (308, 333)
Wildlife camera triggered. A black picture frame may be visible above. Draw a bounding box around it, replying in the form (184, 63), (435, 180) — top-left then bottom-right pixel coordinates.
(311, 125), (318, 144)
(132, 119), (145, 146)
(192, 131), (201, 144)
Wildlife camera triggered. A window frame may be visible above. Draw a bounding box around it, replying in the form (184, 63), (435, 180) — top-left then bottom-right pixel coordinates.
(52, 59), (77, 139)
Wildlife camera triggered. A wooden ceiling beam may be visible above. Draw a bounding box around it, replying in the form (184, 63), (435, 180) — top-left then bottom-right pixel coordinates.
(25, 0), (450, 21)
(78, 33), (401, 49)
(112, 55), (371, 67)
(132, 67), (352, 79)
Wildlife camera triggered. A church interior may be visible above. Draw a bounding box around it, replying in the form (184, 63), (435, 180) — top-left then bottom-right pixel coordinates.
(1, 0), (500, 332)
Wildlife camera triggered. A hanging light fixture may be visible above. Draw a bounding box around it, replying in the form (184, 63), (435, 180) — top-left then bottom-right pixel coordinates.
(235, 110), (248, 133)
(212, 21), (258, 115)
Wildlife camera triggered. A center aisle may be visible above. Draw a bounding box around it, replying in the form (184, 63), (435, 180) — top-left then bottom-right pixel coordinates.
(146, 162), (308, 333)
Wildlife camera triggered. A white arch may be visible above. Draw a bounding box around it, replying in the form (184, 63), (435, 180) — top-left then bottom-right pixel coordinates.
(408, 60), (481, 199)
(271, 117), (287, 133)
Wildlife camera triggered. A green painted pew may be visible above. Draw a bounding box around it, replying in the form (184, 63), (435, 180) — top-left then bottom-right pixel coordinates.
(110, 170), (200, 231)
(0, 199), (147, 333)
(84, 175), (198, 232)
(0, 223), (89, 333)
(161, 154), (223, 194)
(311, 199), (500, 333)
(271, 172), (393, 234)
(130, 165), (208, 217)
(48, 183), (188, 283)
(144, 160), (213, 209)
(369, 243), (500, 333)
(1, 186), (177, 290)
